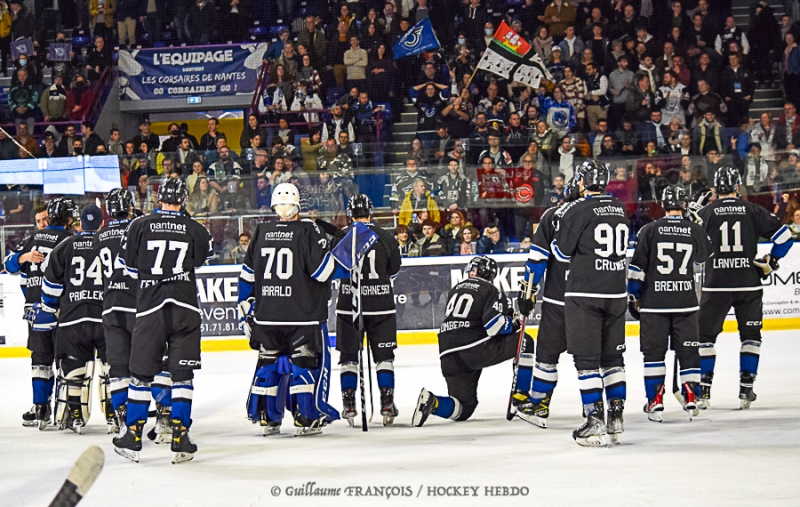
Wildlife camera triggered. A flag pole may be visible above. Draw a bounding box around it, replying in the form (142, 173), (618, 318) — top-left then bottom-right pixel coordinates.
(466, 66), (480, 87)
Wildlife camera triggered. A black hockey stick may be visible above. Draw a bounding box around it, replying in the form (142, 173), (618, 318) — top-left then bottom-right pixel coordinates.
(506, 281), (534, 421)
(47, 446), (104, 507)
(672, 353), (683, 405)
(366, 341), (375, 424)
(359, 337), (368, 432)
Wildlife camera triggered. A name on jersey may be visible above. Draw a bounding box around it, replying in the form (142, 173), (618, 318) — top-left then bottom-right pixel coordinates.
(140, 271), (191, 288)
(262, 285), (292, 297)
(658, 226), (691, 236)
(713, 257), (750, 269)
(108, 282), (130, 291)
(592, 205), (625, 217)
(713, 205), (746, 215)
(654, 280), (693, 292)
(341, 283), (391, 296)
(264, 231), (294, 241)
(596, 259), (626, 271)
(149, 222), (187, 233)
(440, 320), (470, 332)
(69, 290), (104, 302)
(27, 275), (42, 288)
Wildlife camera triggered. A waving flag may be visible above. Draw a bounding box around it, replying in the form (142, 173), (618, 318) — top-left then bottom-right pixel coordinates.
(393, 17), (440, 60)
(476, 21), (552, 88)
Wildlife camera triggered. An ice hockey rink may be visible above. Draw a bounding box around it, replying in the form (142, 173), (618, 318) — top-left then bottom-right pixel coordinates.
(1, 330), (799, 507)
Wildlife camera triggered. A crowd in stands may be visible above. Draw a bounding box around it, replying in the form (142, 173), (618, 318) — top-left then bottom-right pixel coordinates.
(2, 0), (800, 262)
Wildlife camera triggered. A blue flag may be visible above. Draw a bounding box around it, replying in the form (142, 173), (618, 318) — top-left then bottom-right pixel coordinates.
(393, 17), (440, 60)
(331, 222), (379, 271)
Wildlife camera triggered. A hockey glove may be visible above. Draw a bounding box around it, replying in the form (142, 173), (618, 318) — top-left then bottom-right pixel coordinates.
(31, 302), (59, 332)
(518, 297), (535, 317)
(237, 297), (255, 339)
(627, 295), (641, 321)
(22, 305), (36, 325)
(511, 313), (523, 334)
(753, 255), (780, 279)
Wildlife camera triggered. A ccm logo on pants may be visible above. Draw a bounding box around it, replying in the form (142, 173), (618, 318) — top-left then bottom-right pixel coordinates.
(378, 342), (397, 348)
(178, 360), (202, 366)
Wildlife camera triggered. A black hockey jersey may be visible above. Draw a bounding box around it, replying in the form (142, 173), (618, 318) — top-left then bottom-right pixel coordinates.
(41, 232), (104, 326)
(93, 219), (136, 313)
(241, 218), (335, 325)
(698, 197), (791, 291)
(4, 226), (73, 307)
(438, 277), (511, 358)
(629, 215), (713, 312)
(120, 210), (211, 315)
(554, 195), (629, 298)
(333, 222), (402, 315)
(527, 205), (570, 305)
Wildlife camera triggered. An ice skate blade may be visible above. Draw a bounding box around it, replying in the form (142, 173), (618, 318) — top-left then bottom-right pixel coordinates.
(412, 389), (431, 427)
(740, 399), (752, 410)
(294, 427), (323, 437)
(515, 411), (547, 428)
(172, 451), (194, 464)
(70, 424), (83, 435)
(573, 434), (608, 447)
(113, 447), (140, 463)
(608, 433), (621, 445)
(262, 426), (280, 436)
(22, 420), (37, 428)
(344, 415), (355, 428)
(383, 415), (395, 426)
(38, 419), (48, 431)
(154, 433), (171, 445)
(696, 399), (710, 410)
(646, 412), (663, 423)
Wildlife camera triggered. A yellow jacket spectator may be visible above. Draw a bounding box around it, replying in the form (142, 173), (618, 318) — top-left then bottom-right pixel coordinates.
(398, 179), (441, 226)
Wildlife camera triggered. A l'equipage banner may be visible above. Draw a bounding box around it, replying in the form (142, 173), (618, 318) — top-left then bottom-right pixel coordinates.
(117, 44), (267, 101)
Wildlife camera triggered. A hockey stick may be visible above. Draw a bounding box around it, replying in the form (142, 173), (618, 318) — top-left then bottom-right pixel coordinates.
(506, 280), (535, 421)
(351, 229), (368, 432)
(47, 446), (104, 507)
(359, 337), (368, 432)
(672, 353), (683, 405)
(366, 341), (375, 424)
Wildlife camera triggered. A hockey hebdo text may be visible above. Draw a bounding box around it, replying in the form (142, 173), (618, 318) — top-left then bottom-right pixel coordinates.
(269, 483), (529, 499)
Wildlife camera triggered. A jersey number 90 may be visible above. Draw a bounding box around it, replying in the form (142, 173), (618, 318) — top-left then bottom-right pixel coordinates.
(594, 223), (628, 258)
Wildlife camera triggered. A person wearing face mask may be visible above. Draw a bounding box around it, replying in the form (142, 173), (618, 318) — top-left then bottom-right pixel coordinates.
(46, 32), (79, 85)
(65, 75), (94, 121)
(161, 122), (184, 153)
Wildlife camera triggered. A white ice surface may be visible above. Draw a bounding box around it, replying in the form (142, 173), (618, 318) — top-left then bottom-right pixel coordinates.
(1, 331), (799, 507)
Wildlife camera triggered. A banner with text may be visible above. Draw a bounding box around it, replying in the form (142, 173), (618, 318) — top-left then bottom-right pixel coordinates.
(118, 44), (267, 101)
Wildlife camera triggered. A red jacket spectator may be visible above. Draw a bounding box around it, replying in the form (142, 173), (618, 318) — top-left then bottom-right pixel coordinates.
(65, 78), (94, 121)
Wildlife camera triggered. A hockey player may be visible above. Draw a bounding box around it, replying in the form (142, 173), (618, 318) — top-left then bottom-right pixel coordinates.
(514, 177), (582, 428)
(696, 167), (793, 409)
(334, 195), (402, 426)
(238, 182), (339, 437)
(627, 186), (713, 422)
(5, 199), (75, 429)
(94, 188), (136, 434)
(112, 178), (211, 464)
(33, 206), (107, 434)
(412, 256), (529, 427)
(552, 160), (629, 446)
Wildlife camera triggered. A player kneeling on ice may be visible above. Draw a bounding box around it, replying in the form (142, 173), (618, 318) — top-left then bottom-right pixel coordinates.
(238, 183), (339, 437)
(112, 178), (212, 464)
(332, 195), (402, 427)
(627, 186), (713, 422)
(33, 205), (109, 434)
(695, 167), (793, 410)
(412, 256), (531, 427)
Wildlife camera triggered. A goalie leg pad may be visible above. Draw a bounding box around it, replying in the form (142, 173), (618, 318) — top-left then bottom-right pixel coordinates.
(289, 325), (341, 424)
(55, 358), (94, 426)
(247, 354), (290, 424)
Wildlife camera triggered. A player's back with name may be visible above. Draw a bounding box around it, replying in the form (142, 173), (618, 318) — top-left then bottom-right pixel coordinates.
(94, 219), (136, 311)
(556, 195), (629, 297)
(698, 197), (784, 290)
(633, 216), (712, 311)
(534, 205), (568, 303)
(334, 223), (401, 313)
(438, 278), (508, 357)
(47, 233), (105, 323)
(122, 210), (211, 313)
(245, 219), (332, 324)
(15, 227), (73, 305)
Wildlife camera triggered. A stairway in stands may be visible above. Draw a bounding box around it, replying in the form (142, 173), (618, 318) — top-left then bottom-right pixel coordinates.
(731, 0), (788, 119)
(386, 103), (419, 165)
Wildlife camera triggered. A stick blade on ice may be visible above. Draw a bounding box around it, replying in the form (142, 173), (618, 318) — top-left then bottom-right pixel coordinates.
(47, 445), (105, 507)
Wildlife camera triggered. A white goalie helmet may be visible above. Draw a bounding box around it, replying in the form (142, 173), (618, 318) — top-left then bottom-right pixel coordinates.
(271, 182), (300, 218)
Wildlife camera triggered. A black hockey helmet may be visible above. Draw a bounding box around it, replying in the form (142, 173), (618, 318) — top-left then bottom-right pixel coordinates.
(714, 166), (741, 196)
(574, 159), (609, 193)
(347, 194), (373, 218)
(46, 197), (77, 226)
(157, 177), (188, 205)
(661, 185), (688, 212)
(465, 255), (498, 282)
(565, 174), (581, 202)
(106, 188), (134, 218)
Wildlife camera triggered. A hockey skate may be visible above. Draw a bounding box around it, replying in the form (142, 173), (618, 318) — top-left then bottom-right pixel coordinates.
(65, 408), (85, 434)
(257, 411), (281, 436)
(412, 388), (437, 428)
(679, 383), (700, 419)
(606, 399), (625, 444)
(380, 387), (399, 426)
(22, 406), (38, 427)
(114, 405), (127, 434)
(148, 404), (172, 444)
(341, 388), (357, 427)
(739, 373), (757, 410)
(514, 394), (550, 429)
(643, 384), (665, 423)
(113, 423), (144, 463)
(171, 419), (197, 464)
(35, 402), (51, 430)
(573, 401), (607, 447)
(697, 373), (713, 410)
(104, 400), (118, 434)
(293, 414), (326, 437)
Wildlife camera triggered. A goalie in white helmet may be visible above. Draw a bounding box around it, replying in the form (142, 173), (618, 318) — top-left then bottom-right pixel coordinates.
(237, 183), (340, 436)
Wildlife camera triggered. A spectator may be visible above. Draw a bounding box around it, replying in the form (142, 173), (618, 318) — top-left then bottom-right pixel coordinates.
(533, 26), (553, 61)
(85, 35), (112, 81)
(322, 104), (355, 144)
(188, 0), (214, 46)
(616, 117), (639, 154)
(218, 178), (250, 214)
(607, 55), (634, 129)
(0, 1), (9, 78)
(200, 118), (224, 152)
(452, 226), (479, 255)
(689, 79), (728, 123)
(694, 110), (726, 155)
(228, 233), (250, 264)
(65, 75), (93, 121)
(135, 175), (156, 212)
(328, 21), (351, 87)
(9, 68), (37, 132)
(41, 132), (59, 158)
(116, 0), (140, 48)
(297, 16), (327, 69)
(161, 123), (183, 153)
(301, 131), (322, 172)
(782, 33), (800, 107)
(174, 138), (199, 174)
(297, 54), (322, 93)
(543, 0), (576, 40)
(276, 41), (300, 79)
(657, 70), (689, 127)
(606, 164), (634, 202)
(399, 178), (440, 226)
(8, 0), (33, 40)
(478, 130), (514, 168)
(559, 25), (585, 62)
(720, 52), (754, 126)
(58, 124), (78, 156)
(748, 5), (780, 86)
(40, 76), (67, 122)
(749, 113), (778, 162)
(555, 136), (578, 181)
(0, 129), (16, 159)
(351, 91), (381, 144)
(81, 121), (103, 155)
(597, 134), (621, 159)
(438, 210), (469, 251)
(559, 66), (587, 130)
(209, 146), (244, 193)
(409, 219), (447, 257)
(626, 73), (655, 123)
(776, 103), (800, 151)
(477, 223), (509, 254)
(510, 154), (549, 237)
(186, 160), (207, 194)
(317, 138), (355, 198)
(789, 208), (800, 238)
(254, 174), (270, 210)
(641, 109), (669, 151)
(133, 119), (160, 152)
(639, 162), (668, 202)
(691, 53), (719, 95)
(15, 123), (37, 156)
(584, 61), (608, 131)
(412, 82), (449, 146)
(436, 158), (470, 212)
(547, 45), (568, 83)
(530, 120), (556, 160)
(732, 138), (769, 195)
(89, 0), (116, 42)
(186, 177), (219, 215)
(107, 128), (123, 155)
